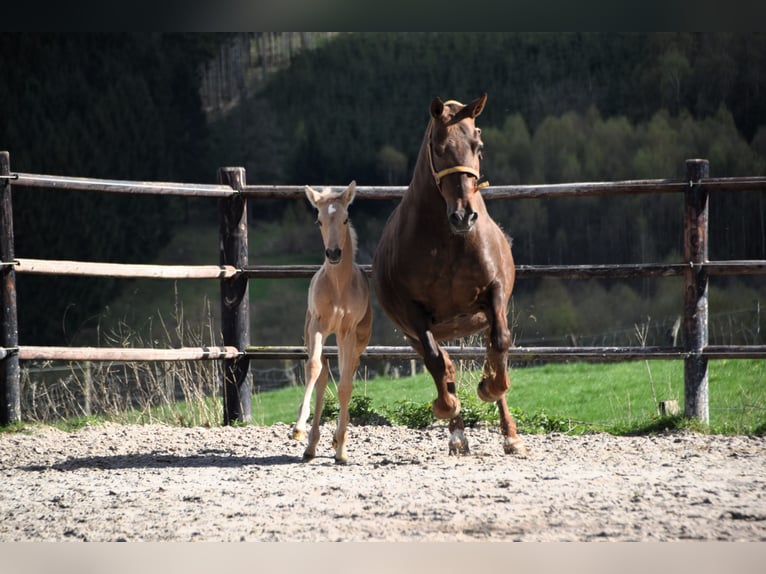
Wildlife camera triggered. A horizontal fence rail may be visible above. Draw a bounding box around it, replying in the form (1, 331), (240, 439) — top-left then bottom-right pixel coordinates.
(12, 258), (239, 279)
(17, 346), (241, 362)
(1, 152), (764, 426)
(13, 173), (766, 200)
(14, 172), (237, 197)
(7, 260), (765, 281)
(243, 345), (766, 361)
(240, 261), (766, 280)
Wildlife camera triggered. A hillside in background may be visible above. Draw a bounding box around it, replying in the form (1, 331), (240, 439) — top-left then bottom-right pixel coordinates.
(2, 32), (764, 349)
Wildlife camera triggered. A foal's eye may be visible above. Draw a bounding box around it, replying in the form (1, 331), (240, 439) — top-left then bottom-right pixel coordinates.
(315, 219), (321, 227)
(343, 217), (349, 225)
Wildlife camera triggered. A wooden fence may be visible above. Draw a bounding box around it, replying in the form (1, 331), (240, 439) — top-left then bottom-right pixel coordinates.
(1, 151), (765, 426)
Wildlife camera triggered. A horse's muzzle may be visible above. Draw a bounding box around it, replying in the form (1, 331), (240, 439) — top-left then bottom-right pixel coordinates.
(325, 247), (342, 264)
(448, 209), (478, 234)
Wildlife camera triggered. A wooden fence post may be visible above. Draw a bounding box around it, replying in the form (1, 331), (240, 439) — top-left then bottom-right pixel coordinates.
(218, 167), (252, 425)
(1, 151), (21, 425)
(683, 158), (710, 423)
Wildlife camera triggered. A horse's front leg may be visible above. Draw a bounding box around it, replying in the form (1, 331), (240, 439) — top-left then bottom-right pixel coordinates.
(333, 333), (357, 464)
(303, 355), (329, 462)
(293, 324), (324, 441)
(477, 281), (512, 403)
(408, 331), (461, 420)
(408, 332), (468, 455)
(297, 327), (328, 462)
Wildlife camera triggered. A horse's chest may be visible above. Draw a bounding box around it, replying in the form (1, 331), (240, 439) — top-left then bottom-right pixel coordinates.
(406, 248), (492, 308)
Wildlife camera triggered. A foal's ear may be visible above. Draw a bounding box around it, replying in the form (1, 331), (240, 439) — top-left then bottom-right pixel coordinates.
(304, 185), (321, 208)
(341, 180), (357, 206)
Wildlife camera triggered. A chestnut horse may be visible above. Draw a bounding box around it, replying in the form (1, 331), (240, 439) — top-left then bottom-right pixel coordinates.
(372, 94), (527, 456)
(292, 181), (373, 464)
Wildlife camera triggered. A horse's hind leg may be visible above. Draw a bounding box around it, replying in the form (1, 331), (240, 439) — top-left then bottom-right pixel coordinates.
(448, 415), (470, 456)
(497, 395), (528, 456)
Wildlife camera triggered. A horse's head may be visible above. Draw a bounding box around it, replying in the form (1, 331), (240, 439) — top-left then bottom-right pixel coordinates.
(305, 180), (357, 265)
(427, 93), (487, 234)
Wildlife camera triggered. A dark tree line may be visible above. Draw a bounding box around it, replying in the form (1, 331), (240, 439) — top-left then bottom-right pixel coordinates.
(0, 33), (221, 343)
(2, 33), (764, 345)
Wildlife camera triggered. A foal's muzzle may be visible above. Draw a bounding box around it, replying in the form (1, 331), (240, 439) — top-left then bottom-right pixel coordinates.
(325, 247), (342, 264)
(448, 208), (478, 234)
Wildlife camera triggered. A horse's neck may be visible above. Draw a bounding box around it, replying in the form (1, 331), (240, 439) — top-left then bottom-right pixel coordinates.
(407, 142), (443, 214)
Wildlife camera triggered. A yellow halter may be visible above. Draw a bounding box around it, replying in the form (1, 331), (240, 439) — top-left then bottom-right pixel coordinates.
(427, 117), (489, 190)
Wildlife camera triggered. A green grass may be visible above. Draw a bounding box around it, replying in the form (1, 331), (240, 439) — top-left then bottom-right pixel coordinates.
(251, 359), (766, 435)
(5, 360), (763, 436)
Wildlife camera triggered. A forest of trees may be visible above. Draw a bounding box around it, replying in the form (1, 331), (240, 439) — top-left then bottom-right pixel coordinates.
(1, 32), (765, 346)
(1, 34), (221, 343)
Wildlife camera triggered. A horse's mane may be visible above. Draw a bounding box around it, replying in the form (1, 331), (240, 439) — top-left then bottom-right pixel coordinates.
(348, 221), (358, 260)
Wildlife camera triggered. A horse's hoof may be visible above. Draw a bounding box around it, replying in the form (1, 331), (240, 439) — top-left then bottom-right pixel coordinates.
(448, 429), (470, 456)
(302, 450), (316, 462)
(477, 378), (505, 402)
(334, 455), (348, 465)
(448, 441), (470, 456)
(292, 428), (307, 441)
(503, 438), (528, 457)
(432, 395), (461, 419)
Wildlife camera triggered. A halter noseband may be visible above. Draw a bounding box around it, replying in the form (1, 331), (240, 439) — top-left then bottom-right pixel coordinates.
(426, 116), (489, 190)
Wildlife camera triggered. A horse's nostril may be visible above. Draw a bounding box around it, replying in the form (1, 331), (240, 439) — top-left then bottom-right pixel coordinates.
(449, 210), (477, 231)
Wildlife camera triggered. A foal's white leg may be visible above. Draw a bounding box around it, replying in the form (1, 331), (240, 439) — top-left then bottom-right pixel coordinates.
(293, 329), (324, 441)
(333, 336), (357, 464)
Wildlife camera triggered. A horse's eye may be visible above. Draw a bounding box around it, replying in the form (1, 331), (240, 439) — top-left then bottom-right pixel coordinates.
(343, 217), (349, 225)
(315, 219), (321, 227)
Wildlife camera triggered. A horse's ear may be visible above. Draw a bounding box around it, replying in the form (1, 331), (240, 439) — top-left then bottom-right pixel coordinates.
(342, 180), (357, 206)
(305, 185), (320, 208)
(468, 93), (488, 118)
(430, 97), (445, 120)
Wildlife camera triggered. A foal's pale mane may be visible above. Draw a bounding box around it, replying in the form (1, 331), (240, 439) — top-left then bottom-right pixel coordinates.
(347, 221), (358, 260)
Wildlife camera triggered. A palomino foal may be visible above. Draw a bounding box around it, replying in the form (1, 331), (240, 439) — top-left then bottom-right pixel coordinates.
(292, 181), (373, 464)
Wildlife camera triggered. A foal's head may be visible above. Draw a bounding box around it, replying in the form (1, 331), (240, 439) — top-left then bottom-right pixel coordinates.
(427, 93), (487, 234)
(305, 180), (357, 265)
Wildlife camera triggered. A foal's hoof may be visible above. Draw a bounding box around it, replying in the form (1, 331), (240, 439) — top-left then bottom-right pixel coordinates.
(503, 437), (529, 457)
(302, 450), (316, 463)
(334, 455), (349, 465)
(292, 428), (307, 441)
(477, 378), (505, 402)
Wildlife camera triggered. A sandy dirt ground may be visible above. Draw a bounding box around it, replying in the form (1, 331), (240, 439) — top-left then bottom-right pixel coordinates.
(1, 422), (765, 542)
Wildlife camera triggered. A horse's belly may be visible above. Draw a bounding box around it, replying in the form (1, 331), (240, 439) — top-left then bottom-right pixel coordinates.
(430, 311), (489, 341)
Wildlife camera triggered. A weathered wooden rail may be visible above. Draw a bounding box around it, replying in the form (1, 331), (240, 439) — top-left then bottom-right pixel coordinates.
(1, 151), (765, 426)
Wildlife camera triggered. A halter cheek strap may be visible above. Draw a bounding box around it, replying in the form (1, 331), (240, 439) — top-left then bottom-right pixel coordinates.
(427, 120), (490, 190)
